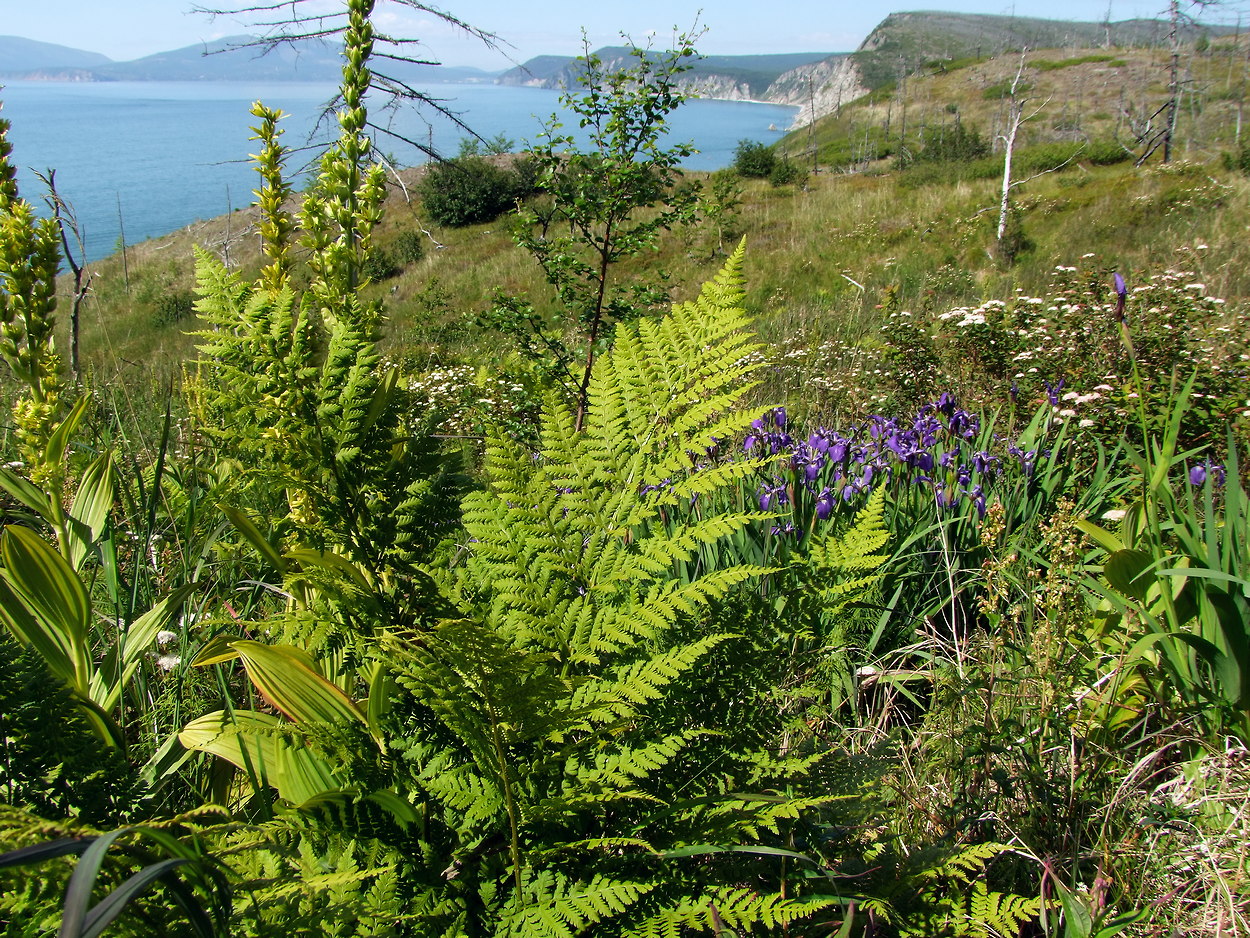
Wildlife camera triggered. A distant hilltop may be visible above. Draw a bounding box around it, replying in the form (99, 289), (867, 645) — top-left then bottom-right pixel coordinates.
(499, 11), (1241, 127)
(496, 49), (834, 103)
(2, 10), (1239, 126)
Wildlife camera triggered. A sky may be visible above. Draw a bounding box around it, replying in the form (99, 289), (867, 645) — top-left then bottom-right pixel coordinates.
(3, 0), (1247, 70)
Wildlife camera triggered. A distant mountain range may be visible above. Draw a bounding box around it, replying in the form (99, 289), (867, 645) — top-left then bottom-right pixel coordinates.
(0, 34), (498, 83)
(0, 35), (110, 72)
(3, 10), (1239, 127)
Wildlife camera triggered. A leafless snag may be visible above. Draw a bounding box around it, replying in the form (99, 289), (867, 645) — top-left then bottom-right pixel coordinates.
(35, 169), (91, 380)
(993, 53), (1057, 256)
(193, 0), (507, 161)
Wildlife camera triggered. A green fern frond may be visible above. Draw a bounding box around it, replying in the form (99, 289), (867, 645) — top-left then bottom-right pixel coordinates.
(498, 871), (656, 938)
(191, 246), (251, 327)
(808, 486), (889, 572)
(622, 886), (839, 937)
(969, 882), (1043, 937)
(572, 728), (712, 789)
(573, 634), (733, 719)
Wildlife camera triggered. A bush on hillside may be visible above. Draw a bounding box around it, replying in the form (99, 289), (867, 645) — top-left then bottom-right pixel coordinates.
(913, 120), (991, 164)
(420, 155), (521, 227)
(153, 289), (196, 327)
(769, 158), (806, 187)
(734, 139), (777, 178)
(361, 246), (399, 282)
(1224, 142), (1250, 176)
(393, 229), (426, 265)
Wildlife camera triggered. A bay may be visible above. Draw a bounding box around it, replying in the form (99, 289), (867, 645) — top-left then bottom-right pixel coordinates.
(0, 80), (797, 263)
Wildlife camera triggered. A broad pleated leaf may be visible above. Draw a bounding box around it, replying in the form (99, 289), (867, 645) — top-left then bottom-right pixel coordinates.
(230, 640), (366, 727)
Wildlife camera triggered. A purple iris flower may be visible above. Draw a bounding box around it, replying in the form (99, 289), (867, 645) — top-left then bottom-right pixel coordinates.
(967, 484), (987, 517)
(815, 488), (834, 520)
(1188, 463), (1226, 486)
(1044, 378), (1065, 407)
(1114, 272), (1128, 322)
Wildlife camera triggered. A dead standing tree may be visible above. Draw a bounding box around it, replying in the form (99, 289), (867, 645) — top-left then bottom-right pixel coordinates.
(34, 169), (91, 380)
(1134, 0), (1223, 164)
(993, 54), (1056, 260)
(193, 0), (501, 162)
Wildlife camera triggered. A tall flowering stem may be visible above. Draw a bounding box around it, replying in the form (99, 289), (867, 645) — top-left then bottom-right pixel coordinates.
(0, 101), (66, 478)
(250, 102), (295, 293)
(299, 0), (387, 333)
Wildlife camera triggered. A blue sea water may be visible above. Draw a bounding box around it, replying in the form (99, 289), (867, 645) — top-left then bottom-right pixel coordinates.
(0, 80), (797, 262)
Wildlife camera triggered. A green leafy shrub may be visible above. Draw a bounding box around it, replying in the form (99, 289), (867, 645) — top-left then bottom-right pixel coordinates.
(913, 120), (991, 163)
(982, 78), (1033, 99)
(733, 139), (776, 178)
(769, 157), (805, 187)
(1032, 53), (1124, 70)
(392, 229), (425, 265)
(1224, 141), (1250, 176)
(1015, 140), (1131, 173)
(152, 290), (196, 327)
(419, 155), (520, 227)
(506, 37), (701, 425)
(360, 246), (398, 282)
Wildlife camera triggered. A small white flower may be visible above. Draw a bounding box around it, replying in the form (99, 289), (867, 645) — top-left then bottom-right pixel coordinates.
(1102, 509), (1127, 521)
(156, 630), (178, 646)
(156, 654), (181, 671)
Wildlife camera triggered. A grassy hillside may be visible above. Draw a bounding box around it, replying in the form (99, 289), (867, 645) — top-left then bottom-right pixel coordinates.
(850, 10), (1239, 89)
(58, 38), (1250, 437)
(781, 37), (1250, 169)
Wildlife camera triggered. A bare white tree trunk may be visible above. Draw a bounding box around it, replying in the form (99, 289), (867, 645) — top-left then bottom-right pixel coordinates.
(997, 107), (1020, 243)
(997, 54), (1029, 247)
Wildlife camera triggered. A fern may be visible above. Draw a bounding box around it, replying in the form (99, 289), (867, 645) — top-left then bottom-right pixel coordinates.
(857, 840), (1043, 937)
(207, 820), (405, 938)
(0, 638), (142, 826)
(374, 245), (881, 936)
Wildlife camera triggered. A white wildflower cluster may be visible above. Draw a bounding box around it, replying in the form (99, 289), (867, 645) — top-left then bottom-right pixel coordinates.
(923, 258), (1248, 439)
(938, 307), (987, 328)
(770, 326), (878, 414)
(407, 364), (531, 436)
